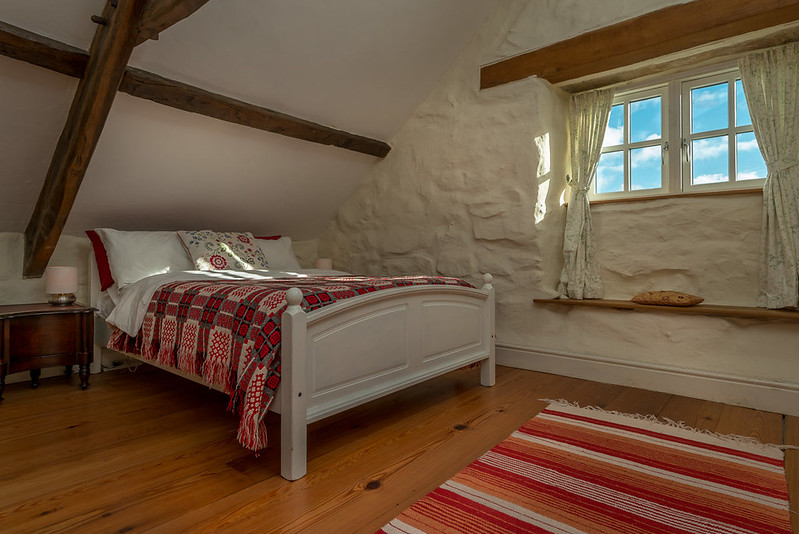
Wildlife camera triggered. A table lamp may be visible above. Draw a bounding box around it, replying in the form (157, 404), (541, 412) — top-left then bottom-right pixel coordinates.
(46, 266), (78, 305)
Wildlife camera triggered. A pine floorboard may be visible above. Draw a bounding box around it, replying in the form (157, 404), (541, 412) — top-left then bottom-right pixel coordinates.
(0, 364), (795, 533)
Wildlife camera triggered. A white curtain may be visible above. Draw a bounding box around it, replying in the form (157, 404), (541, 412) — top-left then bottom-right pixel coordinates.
(739, 42), (799, 309)
(558, 89), (614, 299)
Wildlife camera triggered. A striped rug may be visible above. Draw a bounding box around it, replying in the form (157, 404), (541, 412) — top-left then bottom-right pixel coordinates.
(377, 402), (793, 533)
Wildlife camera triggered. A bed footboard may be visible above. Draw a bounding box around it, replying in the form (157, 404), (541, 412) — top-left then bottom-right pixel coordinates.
(278, 275), (495, 481)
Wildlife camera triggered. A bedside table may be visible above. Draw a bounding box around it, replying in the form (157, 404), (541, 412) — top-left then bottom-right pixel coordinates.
(0, 303), (94, 400)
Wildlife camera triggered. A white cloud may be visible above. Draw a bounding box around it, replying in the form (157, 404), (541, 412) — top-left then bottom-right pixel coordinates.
(631, 145), (661, 168)
(692, 85), (726, 107)
(603, 126), (623, 147)
(693, 137), (727, 160)
(737, 137), (759, 152)
(693, 173), (728, 185)
(631, 183), (658, 191)
(737, 171), (764, 181)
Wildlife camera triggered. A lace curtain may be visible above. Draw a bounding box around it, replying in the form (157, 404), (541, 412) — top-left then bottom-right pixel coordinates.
(739, 42), (799, 309)
(557, 89), (614, 299)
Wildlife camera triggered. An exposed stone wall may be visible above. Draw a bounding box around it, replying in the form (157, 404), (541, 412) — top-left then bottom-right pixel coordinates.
(595, 194), (761, 305)
(319, 0), (799, 393)
(318, 1), (570, 342)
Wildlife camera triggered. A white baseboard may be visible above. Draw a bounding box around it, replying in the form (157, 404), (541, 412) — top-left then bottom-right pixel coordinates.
(497, 344), (799, 416)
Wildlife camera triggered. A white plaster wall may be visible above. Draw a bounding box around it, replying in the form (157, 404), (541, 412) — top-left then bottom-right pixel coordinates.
(318, 0), (799, 408)
(0, 233), (90, 305)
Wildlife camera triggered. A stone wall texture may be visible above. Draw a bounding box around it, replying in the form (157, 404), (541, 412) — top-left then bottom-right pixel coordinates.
(318, 0), (799, 392)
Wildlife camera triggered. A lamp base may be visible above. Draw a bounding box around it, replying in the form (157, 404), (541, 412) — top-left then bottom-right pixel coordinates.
(48, 293), (76, 306)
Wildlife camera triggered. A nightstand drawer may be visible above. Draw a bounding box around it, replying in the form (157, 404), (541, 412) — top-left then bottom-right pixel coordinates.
(6, 314), (79, 359)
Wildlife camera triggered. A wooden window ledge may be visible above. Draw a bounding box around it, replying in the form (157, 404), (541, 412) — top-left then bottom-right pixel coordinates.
(533, 298), (799, 322)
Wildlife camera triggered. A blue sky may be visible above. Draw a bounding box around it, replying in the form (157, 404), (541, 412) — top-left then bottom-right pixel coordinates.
(595, 80), (767, 194)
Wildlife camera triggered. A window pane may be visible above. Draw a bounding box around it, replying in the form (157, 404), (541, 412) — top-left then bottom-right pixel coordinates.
(596, 151), (624, 193)
(630, 146), (661, 190)
(735, 79), (751, 127)
(692, 135), (728, 184)
(630, 96), (661, 143)
(603, 104), (624, 147)
(736, 132), (766, 181)
(691, 82), (728, 133)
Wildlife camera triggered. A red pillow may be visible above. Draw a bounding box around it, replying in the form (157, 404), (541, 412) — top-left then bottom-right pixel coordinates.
(85, 230), (115, 291)
(255, 235), (281, 240)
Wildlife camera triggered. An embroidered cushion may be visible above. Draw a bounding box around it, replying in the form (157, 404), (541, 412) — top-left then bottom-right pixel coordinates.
(178, 230), (269, 271)
(631, 290), (704, 307)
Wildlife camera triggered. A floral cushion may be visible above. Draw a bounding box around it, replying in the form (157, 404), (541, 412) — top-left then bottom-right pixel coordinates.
(178, 231), (269, 271)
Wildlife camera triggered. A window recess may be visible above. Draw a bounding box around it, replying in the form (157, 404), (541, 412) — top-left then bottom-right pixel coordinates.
(588, 65), (766, 202)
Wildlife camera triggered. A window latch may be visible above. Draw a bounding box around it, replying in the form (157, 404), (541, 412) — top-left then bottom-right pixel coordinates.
(681, 138), (690, 162)
(662, 142), (669, 164)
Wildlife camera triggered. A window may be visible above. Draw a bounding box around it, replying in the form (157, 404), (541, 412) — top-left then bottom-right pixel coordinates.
(596, 86), (668, 197)
(591, 65), (766, 200)
(681, 71), (766, 191)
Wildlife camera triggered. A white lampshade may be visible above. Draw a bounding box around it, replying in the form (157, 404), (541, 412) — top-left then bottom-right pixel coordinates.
(315, 258), (333, 270)
(46, 266), (78, 294)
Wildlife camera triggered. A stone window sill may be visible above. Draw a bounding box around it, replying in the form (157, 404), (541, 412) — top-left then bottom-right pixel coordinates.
(586, 187), (761, 206)
(533, 298), (799, 322)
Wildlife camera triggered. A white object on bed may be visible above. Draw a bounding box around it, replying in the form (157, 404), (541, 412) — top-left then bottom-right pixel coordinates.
(257, 236), (303, 270)
(89, 251), (495, 482)
(96, 229), (194, 288)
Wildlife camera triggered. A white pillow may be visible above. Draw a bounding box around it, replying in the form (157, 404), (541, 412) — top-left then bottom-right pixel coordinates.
(96, 229), (194, 288)
(257, 236), (302, 270)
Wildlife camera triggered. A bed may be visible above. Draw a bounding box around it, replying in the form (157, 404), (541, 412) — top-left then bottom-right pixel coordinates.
(88, 229), (495, 481)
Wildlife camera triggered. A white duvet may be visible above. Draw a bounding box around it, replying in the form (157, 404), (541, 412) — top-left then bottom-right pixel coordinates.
(106, 269), (348, 337)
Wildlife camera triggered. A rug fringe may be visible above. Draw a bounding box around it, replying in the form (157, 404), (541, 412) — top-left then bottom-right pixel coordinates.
(538, 398), (793, 453)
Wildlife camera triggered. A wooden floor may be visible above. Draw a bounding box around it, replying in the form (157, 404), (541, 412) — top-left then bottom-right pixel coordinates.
(1, 364), (796, 533)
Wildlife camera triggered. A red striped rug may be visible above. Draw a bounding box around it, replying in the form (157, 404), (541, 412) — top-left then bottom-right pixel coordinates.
(377, 402), (793, 533)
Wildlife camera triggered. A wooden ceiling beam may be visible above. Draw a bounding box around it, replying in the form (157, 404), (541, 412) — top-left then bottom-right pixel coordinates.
(480, 0), (799, 91)
(119, 67), (392, 157)
(136, 0), (210, 44)
(23, 0), (148, 278)
(0, 21), (391, 157)
(0, 20), (87, 78)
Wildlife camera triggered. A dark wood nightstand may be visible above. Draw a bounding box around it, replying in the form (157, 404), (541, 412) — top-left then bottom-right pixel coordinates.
(0, 303), (94, 400)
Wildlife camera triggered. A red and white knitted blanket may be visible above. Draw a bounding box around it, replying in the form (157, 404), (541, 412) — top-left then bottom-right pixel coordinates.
(108, 275), (473, 451)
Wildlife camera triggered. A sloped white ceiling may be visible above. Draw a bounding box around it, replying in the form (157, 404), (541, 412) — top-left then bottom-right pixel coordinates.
(0, 0), (497, 239)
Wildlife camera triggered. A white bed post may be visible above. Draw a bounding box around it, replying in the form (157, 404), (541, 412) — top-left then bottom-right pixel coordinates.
(280, 288), (308, 481)
(480, 273), (496, 387)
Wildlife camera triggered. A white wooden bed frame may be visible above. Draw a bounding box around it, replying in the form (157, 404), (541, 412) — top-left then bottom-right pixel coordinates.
(89, 253), (495, 481)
